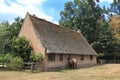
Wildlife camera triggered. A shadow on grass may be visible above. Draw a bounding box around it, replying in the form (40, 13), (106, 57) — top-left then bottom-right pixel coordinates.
(58, 64), (107, 73)
(29, 64), (106, 73)
(0, 67), (11, 71)
(0, 64), (107, 73)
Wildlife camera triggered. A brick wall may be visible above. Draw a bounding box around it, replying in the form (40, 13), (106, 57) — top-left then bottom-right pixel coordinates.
(45, 54), (96, 70)
(19, 15), (46, 57)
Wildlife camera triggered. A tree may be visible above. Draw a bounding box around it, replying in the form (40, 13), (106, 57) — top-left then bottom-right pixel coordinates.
(0, 21), (10, 54)
(109, 0), (120, 61)
(4, 37), (32, 62)
(59, 0), (106, 44)
(111, 0), (120, 15)
(0, 17), (33, 62)
(110, 0), (120, 40)
(6, 17), (24, 39)
(59, 0), (118, 56)
(1, 17), (24, 54)
(92, 21), (116, 54)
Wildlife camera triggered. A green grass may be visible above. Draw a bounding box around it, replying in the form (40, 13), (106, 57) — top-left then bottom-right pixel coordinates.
(0, 64), (120, 80)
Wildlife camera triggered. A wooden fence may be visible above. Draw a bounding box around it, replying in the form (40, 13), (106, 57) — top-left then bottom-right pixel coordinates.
(0, 62), (41, 72)
(24, 62), (43, 72)
(0, 61), (5, 68)
(24, 62), (35, 72)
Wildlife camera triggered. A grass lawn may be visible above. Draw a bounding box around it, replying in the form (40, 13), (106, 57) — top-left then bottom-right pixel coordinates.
(0, 64), (120, 80)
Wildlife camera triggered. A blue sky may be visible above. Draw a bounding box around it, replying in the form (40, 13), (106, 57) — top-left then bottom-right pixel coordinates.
(0, 0), (113, 24)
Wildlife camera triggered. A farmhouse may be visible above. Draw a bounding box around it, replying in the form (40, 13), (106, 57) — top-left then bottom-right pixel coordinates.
(19, 12), (97, 70)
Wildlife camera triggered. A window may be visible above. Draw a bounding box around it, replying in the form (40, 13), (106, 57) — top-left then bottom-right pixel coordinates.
(90, 55), (93, 60)
(47, 54), (55, 61)
(59, 54), (63, 61)
(66, 54), (70, 60)
(80, 55), (84, 60)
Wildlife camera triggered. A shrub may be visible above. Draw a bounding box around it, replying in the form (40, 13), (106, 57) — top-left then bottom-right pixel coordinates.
(4, 37), (32, 62)
(0, 54), (5, 62)
(4, 53), (13, 62)
(30, 52), (43, 62)
(6, 56), (24, 70)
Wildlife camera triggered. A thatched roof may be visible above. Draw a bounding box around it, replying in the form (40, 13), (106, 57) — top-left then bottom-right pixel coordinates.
(27, 13), (97, 55)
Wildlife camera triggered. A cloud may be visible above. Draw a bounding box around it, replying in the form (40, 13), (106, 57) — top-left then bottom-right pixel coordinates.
(17, 0), (45, 6)
(0, 0), (58, 24)
(100, 0), (113, 3)
(53, 21), (59, 25)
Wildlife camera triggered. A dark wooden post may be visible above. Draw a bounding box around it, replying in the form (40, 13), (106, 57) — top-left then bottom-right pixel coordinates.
(31, 62), (34, 72)
(2, 61), (4, 68)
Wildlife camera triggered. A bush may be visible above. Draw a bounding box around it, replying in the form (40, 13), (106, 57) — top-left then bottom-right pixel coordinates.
(6, 56), (24, 70)
(4, 37), (32, 62)
(4, 53), (13, 62)
(0, 54), (5, 62)
(30, 52), (43, 62)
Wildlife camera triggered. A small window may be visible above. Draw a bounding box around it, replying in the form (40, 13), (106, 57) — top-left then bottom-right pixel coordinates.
(66, 54), (70, 60)
(80, 55), (84, 60)
(48, 54), (55, 61)
(90, 55), (93, 60)
(59, 54), (63, 61)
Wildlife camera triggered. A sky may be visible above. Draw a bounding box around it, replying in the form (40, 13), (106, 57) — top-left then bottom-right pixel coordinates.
(0, 0), (113, 24)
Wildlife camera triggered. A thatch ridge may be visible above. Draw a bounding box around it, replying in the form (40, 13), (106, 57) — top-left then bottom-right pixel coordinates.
(29, 13), (80, 34)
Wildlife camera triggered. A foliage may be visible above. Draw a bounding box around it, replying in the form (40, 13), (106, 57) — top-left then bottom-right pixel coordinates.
(4, 37), (32, 62)
(109, 0), (120, 57)
(0, 17), (32, 62)
(0, 21), (9, 54)
(0, 54), (5, 62)
(59, 0), (116, 56)
(4, 53), (14, 62)
(6, 56), (24, 70)
(59, 0), (106, 44)
(30, 52), (43, 62)
(0, 17), (23, 55)
(0, 54), (13, 63)
(0, 53), (13, 62)
(0, 53), (24, 70)
(110, 0), (120, 15)
(91, 21), (117, 54)
(6, 17), (24, 39)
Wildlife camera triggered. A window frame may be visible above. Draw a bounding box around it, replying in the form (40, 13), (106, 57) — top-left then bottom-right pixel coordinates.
(90, 55), (93, 60)
(59, 54), (63, 61)
(80, 55), (84, 60)
(47, 53), (55, 62)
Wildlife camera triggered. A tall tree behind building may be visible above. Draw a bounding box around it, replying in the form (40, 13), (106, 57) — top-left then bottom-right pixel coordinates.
(59, 0), (106, 44)
(59, 0), (116, 55)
